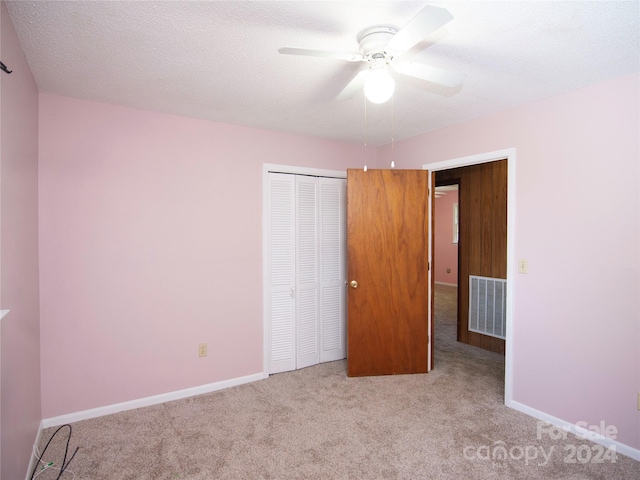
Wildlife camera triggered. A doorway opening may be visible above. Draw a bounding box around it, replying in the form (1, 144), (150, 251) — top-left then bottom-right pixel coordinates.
(433, 183), (460, 356)
(425, 148), (516, 406)
(434, 159), (507, 355)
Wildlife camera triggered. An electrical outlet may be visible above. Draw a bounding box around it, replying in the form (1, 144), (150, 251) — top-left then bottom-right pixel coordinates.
(637, 392), (640, 411)
(518, 259), (528, 274)
(198, 343), (207, 358)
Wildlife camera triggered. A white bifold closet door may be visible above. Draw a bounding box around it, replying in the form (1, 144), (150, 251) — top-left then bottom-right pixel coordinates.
(268, 172), (346, 374)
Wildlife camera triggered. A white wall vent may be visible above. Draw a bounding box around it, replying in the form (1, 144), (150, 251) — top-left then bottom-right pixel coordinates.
(469, 275), (506, 339)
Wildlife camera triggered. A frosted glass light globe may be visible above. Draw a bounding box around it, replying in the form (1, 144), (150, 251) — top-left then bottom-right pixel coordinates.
(364, 67), (395, 104)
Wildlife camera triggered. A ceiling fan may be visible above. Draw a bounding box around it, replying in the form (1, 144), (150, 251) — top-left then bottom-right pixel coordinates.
(278, 5), (465, 104)
(435, 185), (458, 197)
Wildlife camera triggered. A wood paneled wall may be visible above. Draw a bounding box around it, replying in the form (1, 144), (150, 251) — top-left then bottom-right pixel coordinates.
(436, 159), (507, 354)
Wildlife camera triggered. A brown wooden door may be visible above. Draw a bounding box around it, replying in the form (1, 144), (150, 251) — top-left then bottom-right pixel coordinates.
(347, 169), (430, 376)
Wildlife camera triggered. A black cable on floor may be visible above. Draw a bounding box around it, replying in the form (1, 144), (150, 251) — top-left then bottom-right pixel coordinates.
(30, 424), (79, 480)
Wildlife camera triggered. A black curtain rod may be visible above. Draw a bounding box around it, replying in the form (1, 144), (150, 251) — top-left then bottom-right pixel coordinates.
(0, 61), (12, 74)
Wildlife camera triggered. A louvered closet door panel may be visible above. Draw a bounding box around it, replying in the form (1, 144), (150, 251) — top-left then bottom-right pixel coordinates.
(269, 174), (296, 374)
(319, 178), (347, 362)
(296, 176), (320, 369)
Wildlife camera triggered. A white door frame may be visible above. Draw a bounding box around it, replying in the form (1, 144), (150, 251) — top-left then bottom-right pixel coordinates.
(423, 147), (516, 407)
(262, 164), (347, 375)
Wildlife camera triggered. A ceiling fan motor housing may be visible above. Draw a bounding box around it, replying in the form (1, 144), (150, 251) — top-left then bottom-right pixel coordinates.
(357, 25), (398, 58)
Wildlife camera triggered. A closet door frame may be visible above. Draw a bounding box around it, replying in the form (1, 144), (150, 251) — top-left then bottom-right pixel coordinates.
(263, 164), (346, 375)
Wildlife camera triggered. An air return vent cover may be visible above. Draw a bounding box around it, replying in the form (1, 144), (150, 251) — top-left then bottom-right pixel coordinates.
(469, 275), (506, 339)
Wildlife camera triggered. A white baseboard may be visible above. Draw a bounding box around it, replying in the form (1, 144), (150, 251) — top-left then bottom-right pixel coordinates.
(507, 399), (640, 461)
(435, 281), (458, 287)
(42, 371), (268, 429)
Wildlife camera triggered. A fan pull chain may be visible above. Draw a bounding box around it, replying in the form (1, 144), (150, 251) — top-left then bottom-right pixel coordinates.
(363, 95), (368, 172)
(391, 93), (395, 168)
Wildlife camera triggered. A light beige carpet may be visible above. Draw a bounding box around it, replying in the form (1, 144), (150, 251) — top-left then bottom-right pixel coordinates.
(33, 285), (639, 479)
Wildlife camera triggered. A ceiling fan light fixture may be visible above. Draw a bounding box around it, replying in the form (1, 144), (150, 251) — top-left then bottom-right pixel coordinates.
(364, 66), (395, 104)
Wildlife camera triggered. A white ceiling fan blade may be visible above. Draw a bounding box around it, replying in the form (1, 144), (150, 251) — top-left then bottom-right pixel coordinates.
(387, 6), (453, 53)
(278, 47), (364, 63)
(335, 69), (369, 101)
(394, 62), (465, 88)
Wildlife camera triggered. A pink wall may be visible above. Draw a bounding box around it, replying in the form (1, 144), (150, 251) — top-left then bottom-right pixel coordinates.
(1, 2), (42, 478)
(434, 190), (458, 284)
(38, 94), (371, 418)
(377, 73), (640, 451)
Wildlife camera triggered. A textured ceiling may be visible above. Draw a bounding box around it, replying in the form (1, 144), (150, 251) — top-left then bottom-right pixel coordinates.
(5, 1), (640, 147)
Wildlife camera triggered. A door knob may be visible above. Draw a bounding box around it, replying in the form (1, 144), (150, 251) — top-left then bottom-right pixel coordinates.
(349, 280), (358, 289)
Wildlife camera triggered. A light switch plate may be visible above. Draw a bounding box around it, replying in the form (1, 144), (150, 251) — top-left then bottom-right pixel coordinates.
(518, 259), (528, 274)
